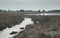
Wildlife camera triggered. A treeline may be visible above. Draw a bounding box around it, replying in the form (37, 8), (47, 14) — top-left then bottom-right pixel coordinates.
(48, 10), (60, 13)
(0, 9), (60, 13)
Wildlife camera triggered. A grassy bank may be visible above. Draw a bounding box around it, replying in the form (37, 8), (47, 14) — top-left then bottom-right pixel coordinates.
(0, 13), (24, 30)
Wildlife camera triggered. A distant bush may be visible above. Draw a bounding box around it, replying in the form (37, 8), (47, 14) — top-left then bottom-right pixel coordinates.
(38, 10), (41, 12)
(20, 9), (24, 12)
(0, 9), (2, 12)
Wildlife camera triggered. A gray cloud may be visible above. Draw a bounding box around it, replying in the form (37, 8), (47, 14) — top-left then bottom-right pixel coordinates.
(0, 0), (60, 10)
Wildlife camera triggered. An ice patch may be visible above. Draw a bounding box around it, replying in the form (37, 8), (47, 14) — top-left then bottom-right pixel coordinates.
(0, 18), (33, 38)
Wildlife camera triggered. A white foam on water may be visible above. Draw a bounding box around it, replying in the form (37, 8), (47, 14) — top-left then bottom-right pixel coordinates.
(0, 18), (33, 38)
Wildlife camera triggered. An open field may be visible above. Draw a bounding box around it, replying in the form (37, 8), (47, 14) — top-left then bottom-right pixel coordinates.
(0, 13), (60, 38)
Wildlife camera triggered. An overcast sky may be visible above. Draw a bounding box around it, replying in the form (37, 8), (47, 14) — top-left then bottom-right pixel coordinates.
(0, 0), (60, 11)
